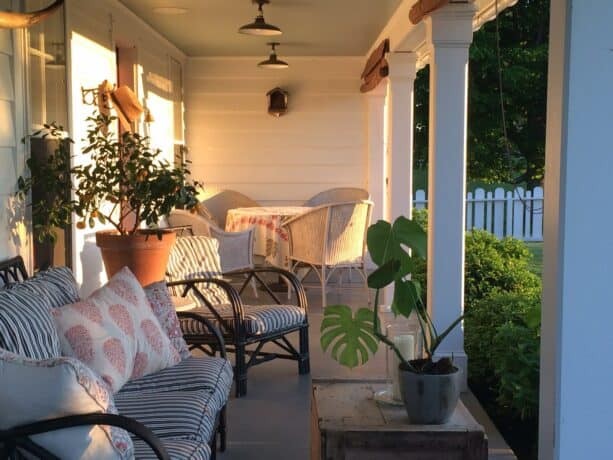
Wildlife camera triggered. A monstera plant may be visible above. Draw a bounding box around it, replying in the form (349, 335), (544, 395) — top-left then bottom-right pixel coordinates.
(321, 216), (464, 424)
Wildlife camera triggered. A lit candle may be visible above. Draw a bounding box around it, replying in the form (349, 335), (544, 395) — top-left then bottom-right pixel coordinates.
(392, 334), (415, 401)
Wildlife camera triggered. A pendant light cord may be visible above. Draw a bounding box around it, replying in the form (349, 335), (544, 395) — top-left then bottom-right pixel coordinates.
(494, 0), (541, 213)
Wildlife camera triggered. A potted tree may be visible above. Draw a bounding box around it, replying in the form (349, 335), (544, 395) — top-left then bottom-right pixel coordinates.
(17, 114), (200, 285)
(321, 216), (463, 424)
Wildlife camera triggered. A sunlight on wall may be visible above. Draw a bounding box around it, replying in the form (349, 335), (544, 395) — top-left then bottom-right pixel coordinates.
(146, 91), (174, 164)
(70, 32), (116, 294)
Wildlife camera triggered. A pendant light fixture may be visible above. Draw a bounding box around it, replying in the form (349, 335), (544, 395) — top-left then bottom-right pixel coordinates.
(258, 42), (289, 69)
(238, 0), (282, 36)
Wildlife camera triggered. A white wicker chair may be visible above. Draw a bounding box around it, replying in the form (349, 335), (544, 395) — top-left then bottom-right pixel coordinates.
(282, 200), (373, 306)
(167, 209), (215, 237)
(199, 190), (261, 229)
(303, 187), (370, 207)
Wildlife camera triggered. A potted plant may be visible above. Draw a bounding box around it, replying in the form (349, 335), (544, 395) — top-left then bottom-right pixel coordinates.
(17, 114), (200, 285)
(321, 216), (463, 424)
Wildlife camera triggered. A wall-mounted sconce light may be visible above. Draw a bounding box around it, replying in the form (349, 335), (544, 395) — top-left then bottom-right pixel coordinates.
(266, 87), (288, 117)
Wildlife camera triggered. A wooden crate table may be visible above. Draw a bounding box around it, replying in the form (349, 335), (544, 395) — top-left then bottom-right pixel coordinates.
(311, 381), (487, 460)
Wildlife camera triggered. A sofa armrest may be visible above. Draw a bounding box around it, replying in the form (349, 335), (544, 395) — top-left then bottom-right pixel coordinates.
(167, 277), (248, 338)
(230, 267), (308, 312)
(0, 413), (169, 460)
(175, 311), (227, 358)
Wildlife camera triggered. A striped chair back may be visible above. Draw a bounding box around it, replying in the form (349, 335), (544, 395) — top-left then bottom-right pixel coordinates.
(166, 236), (230, 305)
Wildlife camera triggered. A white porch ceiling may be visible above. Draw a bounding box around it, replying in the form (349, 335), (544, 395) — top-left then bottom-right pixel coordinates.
(119, 0), (403, 57)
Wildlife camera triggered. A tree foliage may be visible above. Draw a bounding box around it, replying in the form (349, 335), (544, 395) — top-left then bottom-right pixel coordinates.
(414, 0), (550, 188)
(17, 115), (200, 240)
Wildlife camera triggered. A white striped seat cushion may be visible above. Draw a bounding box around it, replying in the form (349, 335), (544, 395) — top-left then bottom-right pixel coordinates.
(166, 236), (230, 306)
(0, 267), (79, 359)
(132, 438), (211, 460)
(115, 390), (221, 445)
(180, 304), (306, 336)
(118, 357), (233, 399)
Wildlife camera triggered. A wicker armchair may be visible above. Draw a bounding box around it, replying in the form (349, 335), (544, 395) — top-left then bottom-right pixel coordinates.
(199, 190), (261, 229)
(282, 200), (373, 306)
(303, 187), (370, 207)
(166, 236), (310, 397)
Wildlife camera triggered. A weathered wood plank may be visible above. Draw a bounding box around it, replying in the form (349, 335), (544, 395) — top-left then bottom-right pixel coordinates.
(312, 382), (487, 460)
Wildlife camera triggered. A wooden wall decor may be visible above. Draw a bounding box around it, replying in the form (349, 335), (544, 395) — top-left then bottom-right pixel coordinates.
(0, 0), (64, 29)
(409, 0), (450, 25)
(360, 39), (390, 93)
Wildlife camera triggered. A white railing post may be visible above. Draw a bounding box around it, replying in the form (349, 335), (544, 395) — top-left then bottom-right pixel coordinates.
(524, 189), (534, 240)
(493, 187), (505, 238)
(513, 187), (525, 239)
(466, 191), (473, 231)
(415, 189), (427, 209)
(532, 186), (544, 241)
(473, 188), (485, 230)
(485, 190), (493, 234)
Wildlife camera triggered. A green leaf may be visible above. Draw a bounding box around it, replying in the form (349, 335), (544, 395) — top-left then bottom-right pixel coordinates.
(391, 279), (420, 318)
(393, 216), (427, 259)
(367, 259), (400, 289)
(320, 305), (378, 368)
(367, 220), (392, 266)
(366, 217), (426, 279)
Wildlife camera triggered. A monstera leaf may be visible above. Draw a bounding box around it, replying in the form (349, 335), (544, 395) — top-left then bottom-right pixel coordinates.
(320, 305), (379, 368)
(367, 217), (427, 280)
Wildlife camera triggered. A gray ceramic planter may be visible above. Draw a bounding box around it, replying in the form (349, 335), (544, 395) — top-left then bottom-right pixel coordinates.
(398, 365), (462, 424)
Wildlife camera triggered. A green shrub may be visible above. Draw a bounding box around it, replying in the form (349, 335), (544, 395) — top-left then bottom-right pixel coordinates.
(491, 307), (540, 419)
(464, 230), (541, 307)
(407, 211), (541, 311)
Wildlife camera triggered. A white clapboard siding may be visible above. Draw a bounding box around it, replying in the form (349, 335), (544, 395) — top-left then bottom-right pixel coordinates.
(415, 186), (544, 241)
(185, 56), (367, 206)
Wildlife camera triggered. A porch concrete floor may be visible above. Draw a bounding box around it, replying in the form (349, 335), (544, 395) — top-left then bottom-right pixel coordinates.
(214, 277), (516, 460)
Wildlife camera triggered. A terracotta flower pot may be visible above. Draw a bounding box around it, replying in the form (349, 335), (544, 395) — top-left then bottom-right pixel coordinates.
(95, 229), (176, 286)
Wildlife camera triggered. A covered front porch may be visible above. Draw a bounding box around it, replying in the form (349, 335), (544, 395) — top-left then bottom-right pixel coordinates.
(1, 0), (611, 459)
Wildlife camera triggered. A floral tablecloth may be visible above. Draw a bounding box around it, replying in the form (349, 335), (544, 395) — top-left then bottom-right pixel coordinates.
(225, 206), (309, 268)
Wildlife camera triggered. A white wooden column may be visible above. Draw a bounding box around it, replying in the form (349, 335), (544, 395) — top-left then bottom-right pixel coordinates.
(424, 2), (476, 388)
(540, 2), (613, 459)
(383, 52), (417, 304)
(385, 52), (417, 223)
(366, 84), (387, 226)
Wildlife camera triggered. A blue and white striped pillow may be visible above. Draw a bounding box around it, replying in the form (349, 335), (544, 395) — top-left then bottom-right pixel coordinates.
(0, 267), (80, 359)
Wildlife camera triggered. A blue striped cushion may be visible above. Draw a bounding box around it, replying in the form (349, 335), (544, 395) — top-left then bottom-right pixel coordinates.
(166, 236), (230, 305)
(115, 390), (220, 444)
(180, 304), (306, 336)
(30, 267), (80, 306)
(0, 267), (80, 359)
(133, 438), (210, 460)
(119, 357), (233, 402)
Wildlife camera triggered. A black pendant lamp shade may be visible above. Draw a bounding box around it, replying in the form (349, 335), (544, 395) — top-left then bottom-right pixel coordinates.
(258, 42), (289, 69)
(239, 0), (282, 36)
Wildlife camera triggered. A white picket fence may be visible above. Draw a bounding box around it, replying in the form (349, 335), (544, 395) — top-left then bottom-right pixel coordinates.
(414, 187), (544, 242)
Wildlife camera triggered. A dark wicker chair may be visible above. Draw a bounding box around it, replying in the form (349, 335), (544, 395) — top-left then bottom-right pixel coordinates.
(167, 236), (310, 397)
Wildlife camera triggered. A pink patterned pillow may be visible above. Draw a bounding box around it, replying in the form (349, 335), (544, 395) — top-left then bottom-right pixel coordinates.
(144, 281), (191, 360)
(53, 268), (181, 392)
